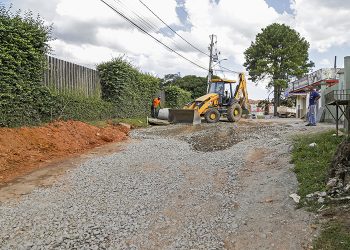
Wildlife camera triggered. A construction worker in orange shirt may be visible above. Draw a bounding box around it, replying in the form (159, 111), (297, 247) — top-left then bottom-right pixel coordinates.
(151, 96), (161, 118)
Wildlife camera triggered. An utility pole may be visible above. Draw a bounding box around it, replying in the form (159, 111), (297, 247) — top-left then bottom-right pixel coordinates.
(207, 34), (215, 93)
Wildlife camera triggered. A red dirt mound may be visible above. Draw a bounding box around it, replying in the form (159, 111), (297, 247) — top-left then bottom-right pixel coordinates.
(0, 120), (129, 184)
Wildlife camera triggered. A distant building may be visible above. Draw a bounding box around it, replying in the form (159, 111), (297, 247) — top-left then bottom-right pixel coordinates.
(249, 100), (264, 116)
(285, 68), (344, 122)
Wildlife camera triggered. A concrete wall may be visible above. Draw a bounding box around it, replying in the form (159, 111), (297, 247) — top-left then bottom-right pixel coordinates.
(345, 57), (350, 133)
(296, 95), (307, 118)
(294, 83), (346, 123)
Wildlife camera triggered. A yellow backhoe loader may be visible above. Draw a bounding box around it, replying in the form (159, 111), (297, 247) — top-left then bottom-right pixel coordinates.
(168, 73), (250, 124)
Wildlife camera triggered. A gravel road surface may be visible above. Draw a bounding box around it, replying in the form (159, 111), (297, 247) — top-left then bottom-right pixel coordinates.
(0, 119), (330, 249)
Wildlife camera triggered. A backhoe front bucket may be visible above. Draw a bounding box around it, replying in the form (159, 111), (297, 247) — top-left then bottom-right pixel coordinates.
(168, 109), (201, 125)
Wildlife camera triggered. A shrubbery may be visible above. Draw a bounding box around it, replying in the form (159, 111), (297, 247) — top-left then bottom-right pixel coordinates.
(0, 7), (54, 127)
(0, 7), (194, 127)
(164, 85), (192, 108)
(97, 57), (160, 117)
(0, 91), (115, 127)
(51, 93), (115, 122)
(0, 7), (115, 127)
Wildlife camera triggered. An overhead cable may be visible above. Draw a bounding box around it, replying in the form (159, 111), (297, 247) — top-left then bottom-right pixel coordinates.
(218, 65), (240, 74)
(113, 0), (195, 56)
(138, 0), (210, 57)
(99, 0), (208, 71)
(113, 0), (159, 32)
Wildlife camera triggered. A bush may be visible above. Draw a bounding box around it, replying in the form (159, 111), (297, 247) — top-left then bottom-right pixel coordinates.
(0, 7), (53, 127)
(164, 85), (192, 108)
(97, 57), (160, 117)
(0, 89), (116, 127)
(51, 93), (115, 122)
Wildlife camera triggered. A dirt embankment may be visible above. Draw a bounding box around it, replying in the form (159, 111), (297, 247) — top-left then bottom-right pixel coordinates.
(0, 120), (129, 184)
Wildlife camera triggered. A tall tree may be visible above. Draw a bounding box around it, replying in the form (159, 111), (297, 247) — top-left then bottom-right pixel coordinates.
(172, 75), (207, 99)
(244, 23), (314, 115)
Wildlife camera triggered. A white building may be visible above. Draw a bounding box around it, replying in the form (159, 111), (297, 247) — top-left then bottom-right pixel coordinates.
(285, 68), (343, 122)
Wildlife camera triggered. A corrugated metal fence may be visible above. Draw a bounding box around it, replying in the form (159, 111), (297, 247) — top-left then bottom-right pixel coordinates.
(43, 56), (101, 97)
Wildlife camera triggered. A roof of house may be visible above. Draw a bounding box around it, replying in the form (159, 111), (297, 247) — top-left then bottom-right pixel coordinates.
(286, 68), (342, 96)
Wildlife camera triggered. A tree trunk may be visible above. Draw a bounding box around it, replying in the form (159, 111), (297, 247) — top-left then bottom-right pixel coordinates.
(273, 86), (278, 116)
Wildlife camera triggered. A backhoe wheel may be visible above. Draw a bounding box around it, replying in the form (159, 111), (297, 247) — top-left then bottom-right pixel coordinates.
(227, 103), (242, 122)
(205, 108), (220, 123)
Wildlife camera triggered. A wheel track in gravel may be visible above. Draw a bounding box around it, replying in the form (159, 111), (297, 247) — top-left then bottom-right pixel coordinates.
(0, 119), (333, 249)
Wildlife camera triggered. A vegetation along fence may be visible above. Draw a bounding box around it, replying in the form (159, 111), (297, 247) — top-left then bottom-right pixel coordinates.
(43, 56), (101, 97)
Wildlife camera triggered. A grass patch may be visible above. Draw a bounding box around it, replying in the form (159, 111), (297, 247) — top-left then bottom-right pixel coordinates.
(292, 130), (350, 249)
(115, 117), (148, 128)
(292, 130), (344, 202)
(313, 222), (350, 250)
(88, 117), (148, 128)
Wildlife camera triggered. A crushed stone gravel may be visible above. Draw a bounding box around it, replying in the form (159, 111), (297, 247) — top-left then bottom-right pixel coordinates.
(0, 120), (322, 249)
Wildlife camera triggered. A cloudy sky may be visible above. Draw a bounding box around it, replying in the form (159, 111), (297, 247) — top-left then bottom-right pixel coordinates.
(2, 0), (350, 99)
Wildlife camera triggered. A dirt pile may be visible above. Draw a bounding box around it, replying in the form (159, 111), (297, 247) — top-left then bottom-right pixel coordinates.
(0, 120), (129, 184)
(327, 139), (350, 197)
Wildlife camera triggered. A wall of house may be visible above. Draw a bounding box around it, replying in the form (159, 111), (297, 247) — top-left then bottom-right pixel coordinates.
(296, 95), (307, 118)
(250, 104), (264, 116)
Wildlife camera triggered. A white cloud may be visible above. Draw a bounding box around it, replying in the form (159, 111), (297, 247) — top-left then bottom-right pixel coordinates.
(319, 58), (331, 67)
(10, 0), (350, 99)
(183, 0), (281, 63)
(56, 0), (116, 22)
(292, 0), (350, 52)
(8, 0), (287, 99)
(49, 40), (118, 67)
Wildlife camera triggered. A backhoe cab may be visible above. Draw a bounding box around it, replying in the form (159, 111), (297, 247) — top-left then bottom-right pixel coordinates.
(168, 73), (250, 124)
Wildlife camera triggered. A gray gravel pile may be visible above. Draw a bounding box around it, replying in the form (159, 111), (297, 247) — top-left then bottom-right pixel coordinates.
(132, 123), (291, 151)
(0, 122), (297, 249)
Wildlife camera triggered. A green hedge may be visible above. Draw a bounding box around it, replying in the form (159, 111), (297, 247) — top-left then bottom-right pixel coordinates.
(0, 90), (116, 127)
(164, 85), (192, 108)
(0, 7), (117, 127)
(97, 57), (160, 117)
(0, 7), (54, 127)
(50, 93), (115, 122)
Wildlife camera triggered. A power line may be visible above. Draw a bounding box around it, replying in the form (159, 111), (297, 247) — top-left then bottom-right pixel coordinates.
(113, 0), (208, 59)
(116, 0), (241, 76)
(138, 0), (210, 57)
(99, 0), (208, 71)
(113, 0), (159, 32)
(218, 65), (240, 74)
(101, 0), (239, 74)
(211, 36), (240, 75)
(108, 0), (207, 70)
(112, 0), (195, 56)
(217, 62), (226, 78)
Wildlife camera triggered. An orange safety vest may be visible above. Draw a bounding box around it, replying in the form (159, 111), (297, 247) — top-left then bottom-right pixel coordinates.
(152, 98), (161, 108)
